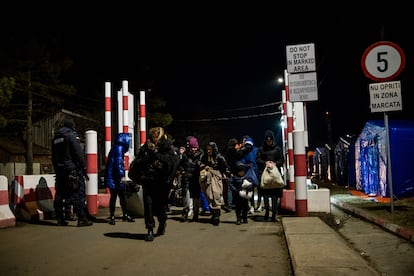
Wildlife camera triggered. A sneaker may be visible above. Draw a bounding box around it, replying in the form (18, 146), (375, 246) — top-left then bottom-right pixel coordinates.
(248, 207), (255, 214)
(200, 210), (211, 216)
(145, 229), (154, 242)
(191, 214), (199, 222)
(188, 209), (194, 217)
(122, 215), (135, 222)
(156, 222), (166, 236)
(236, 220), (241, 225)
(254, 207), (262, 213)
(77, 219), (93, 227)
(57, 220), (69, 226)
(271, 215), (280, 222)
(181, 211), (188, 222)
(109, 216), (116, 225)
(65, 214), (77, 221)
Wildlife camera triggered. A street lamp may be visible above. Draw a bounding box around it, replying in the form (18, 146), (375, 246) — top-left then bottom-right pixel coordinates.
(277, 77), (284, 84)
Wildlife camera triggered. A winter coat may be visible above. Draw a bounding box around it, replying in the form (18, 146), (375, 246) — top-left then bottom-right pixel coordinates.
(240, 136), (259, 175)
(199, 141), (227, 209)
(52, 126), (86, 173)
(180, 148), (203, 197)
(199, 168), (224, 209)
(154, 136), (180, 193)
(129, 141), (157, 187)
(256, 130), (284, 195)
(105, 133), (130, 190)
(200, 141), (228, 175)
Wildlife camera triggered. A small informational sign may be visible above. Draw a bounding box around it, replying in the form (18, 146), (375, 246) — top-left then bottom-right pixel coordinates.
(286, 43), (316, 73)
(369, 81), (402, 113)
(288, 72), (318, 102)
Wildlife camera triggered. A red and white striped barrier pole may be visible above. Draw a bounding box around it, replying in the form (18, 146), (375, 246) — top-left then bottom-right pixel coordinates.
(85, 130), (98, 215)
(294, 130), (308, 217)
(105, 82), (112, 163)
(12, 175), (24, 210)
(127, 82), (134, 158)
(0, 175), (16, 228)
(285, 70), (295, 190)
(105, 82), (112, 194)
(121, 81), (130, 177)
(139, 90), (146, 146)
(281, 89), (288, 187)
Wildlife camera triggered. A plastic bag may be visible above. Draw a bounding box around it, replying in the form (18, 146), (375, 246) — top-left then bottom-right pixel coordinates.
(260, 162), (284, 189)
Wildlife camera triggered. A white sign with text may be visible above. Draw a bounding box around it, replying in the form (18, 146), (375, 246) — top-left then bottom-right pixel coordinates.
(369, 81), (402, 113)
(288, 72), (318, 102)
(286, 43), (316, 73)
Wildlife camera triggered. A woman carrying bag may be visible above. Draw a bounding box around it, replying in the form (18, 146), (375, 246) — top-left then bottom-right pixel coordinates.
(256, 130), (285, 222)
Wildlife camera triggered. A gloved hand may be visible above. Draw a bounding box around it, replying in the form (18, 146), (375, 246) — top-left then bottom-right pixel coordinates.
(132, 183), (141, 192)
(82, 168), (89, 181)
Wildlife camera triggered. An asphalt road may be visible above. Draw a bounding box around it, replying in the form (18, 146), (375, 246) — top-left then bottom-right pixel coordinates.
(0, 207), (293, 276)
(330, 205), (414, 276)
(2, 204), (413, 276)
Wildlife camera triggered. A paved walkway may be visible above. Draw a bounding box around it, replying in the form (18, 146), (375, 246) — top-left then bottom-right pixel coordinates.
(331, 194), (414, 242)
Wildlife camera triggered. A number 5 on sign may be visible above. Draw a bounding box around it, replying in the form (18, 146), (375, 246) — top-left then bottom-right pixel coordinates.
(361, 41), (405, 82)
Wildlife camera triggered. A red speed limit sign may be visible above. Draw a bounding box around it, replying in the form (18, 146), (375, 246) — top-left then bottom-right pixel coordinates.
(361, 41), (405, 82)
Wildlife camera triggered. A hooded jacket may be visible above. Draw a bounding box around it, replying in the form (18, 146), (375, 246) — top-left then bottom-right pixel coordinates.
(201, 141), (228, 175)
(52, 122), (86, 173)
(256, 129), (284, 173)
(105, 133), (130, 190)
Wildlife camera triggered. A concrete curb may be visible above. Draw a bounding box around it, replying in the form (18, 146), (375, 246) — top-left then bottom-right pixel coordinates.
(331, 197), (414, 243)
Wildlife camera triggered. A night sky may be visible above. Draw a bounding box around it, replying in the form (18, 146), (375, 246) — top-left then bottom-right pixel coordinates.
(3, 6), (413, 150)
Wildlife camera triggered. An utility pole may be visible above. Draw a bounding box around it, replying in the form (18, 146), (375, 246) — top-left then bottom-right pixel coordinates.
(26, 70), (33, 175)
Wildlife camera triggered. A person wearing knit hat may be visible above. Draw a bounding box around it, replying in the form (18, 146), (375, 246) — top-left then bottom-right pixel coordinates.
(180, 135), (203, 222)
(188, 137), (199, 149)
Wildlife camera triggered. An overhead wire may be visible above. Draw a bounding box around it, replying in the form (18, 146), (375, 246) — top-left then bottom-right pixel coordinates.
(176, 101), (283, 122)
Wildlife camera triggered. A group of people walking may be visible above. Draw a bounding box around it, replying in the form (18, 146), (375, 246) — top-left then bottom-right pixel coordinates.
(52, 116), (284, 242)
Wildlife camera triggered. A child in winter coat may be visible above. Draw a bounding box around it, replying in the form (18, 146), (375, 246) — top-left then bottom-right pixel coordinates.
(228, 162), (254, 225)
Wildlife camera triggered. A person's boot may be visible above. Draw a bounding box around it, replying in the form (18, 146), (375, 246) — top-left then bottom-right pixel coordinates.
(57, 216), (69, 226)
(77, 218), (93, 227)
(122, 214), (135, 222)
(264, 210), (269, 221)
(145, 228), (154, 242)
(181, 208), (188, 222)
(56, 211), (68, 226)
(86, 210), (96, 221)
(156, 221), (166, 236)
(109, 215), (116, 225)
(211, 209), (220, 226)
(192, 211), (199, 222)
(65, 213), (77, 221)
(271, 212), (278, 222)
(221, 205), (231, 212)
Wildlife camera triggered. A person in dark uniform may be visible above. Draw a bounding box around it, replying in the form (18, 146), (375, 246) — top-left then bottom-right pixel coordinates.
(52, 117), (93, 227)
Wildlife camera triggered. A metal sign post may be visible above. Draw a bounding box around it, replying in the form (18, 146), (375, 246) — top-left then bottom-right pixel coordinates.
(362, 41), (405, 213)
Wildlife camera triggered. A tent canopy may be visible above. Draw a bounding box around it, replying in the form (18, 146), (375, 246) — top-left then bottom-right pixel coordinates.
(355, 120), (414, 198)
